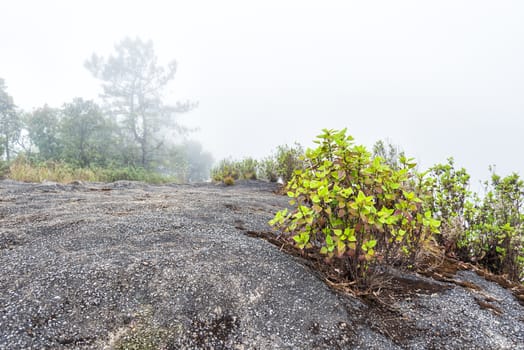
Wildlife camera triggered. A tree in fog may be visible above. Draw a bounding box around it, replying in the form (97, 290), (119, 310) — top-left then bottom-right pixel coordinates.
(60, 98), (114, 167)
(180, 140), (213, 182)
(0, 78), (21, 161)
(25, 105), (62, 160)
(162, 140), (213, 182)
(85, 37), (194, 169)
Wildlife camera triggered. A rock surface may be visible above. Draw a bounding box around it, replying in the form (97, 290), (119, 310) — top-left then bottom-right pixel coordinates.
(0, 179), (523, 349)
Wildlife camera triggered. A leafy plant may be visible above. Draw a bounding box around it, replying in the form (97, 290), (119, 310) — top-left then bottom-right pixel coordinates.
(255, 144), (304, 183)
(274, 143), (305, 183)
(416, 158), (524, 282)
(238, 158), (258, 180)
(463, 170), (524, 281)
(211, 158), (260, 184)
(223, 175), (235, 186)
(424, 158), (471, 252)
(257, 156), (278, 182)
(211, 159), (240, 183)
(270, 129), (440, 287)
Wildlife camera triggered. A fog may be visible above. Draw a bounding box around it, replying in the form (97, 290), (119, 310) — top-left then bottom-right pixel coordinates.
(1, 0), (523, 187)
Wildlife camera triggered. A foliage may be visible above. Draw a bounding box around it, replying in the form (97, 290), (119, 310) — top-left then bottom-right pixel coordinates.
(25, 105), (63, 161)
(59, 98), (115, 167)
(97, 165), (172, 184)
(85, 37), (195, 169)
(424, 158), (524, 281)
(9, 156), (97, 183)
(424, 158), (471, 251)
(0, 40), (211, 185)
(274, 143), (305, 183)
(8, 156), (175, 184)
(223, 176), (235, 186)
(159, 140), (213, 182)
(254, 143), (305, 183)
(0, 78), (21, 161)
(0, 160), (8, 178)
(211, 159), (240, 182)
(181, 140), (214, 182)
(463, 170), (524, 281)
(211, 158), (258, 184)
(257, 156), (278, 182)
(270, 129), (440, 287)
(238, 157), (258, 180)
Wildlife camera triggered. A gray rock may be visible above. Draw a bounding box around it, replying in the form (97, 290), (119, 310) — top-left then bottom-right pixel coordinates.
(0, 179), (522, 349)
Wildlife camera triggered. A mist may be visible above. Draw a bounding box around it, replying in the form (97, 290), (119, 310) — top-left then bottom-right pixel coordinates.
(1, 0), (523, 187)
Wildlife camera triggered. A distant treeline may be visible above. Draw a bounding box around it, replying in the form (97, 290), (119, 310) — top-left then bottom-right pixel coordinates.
(0, 37), (213, 183)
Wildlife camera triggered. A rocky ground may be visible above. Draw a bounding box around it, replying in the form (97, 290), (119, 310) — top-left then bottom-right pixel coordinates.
(0, 179), (523, 349)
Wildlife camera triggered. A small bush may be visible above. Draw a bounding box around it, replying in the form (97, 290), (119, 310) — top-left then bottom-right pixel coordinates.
(424, 158), (471, 253)
(223, 175), (235, 186)
(274, 143), (305, 183)
(211, 144), (304, 184)
(257, 156), (278, 182)
(462, 171), (524, 281)
(270, 129), (440, 288)
(211, 159), (240, 182)
(238, 158), (258, 180)
(211, 158), (259, 183)
(423, 159), (524, 282)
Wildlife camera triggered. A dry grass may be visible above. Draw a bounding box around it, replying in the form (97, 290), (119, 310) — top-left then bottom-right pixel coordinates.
(7, 158), (175, 184)
(9, 160), (98, 183)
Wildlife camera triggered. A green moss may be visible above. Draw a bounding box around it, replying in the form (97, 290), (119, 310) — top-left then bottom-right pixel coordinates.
(112, 306), (182, 350)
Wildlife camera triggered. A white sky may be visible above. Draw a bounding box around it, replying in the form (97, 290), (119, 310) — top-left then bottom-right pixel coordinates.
(1, 0), (523, 188)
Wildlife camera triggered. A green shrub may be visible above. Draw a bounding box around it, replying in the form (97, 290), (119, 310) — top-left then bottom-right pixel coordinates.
(211, 158), (259, 183)
(421, 159), (524, 282)
(223, 175), (235, 186)
(463, 171), (524, 281)
(238, 158), (258, 180)
(274, 143), (305, 183)
(211, 159), (240, 182)
(270, 129), (440, 287)
(211, 144), (304, 184)
(424, 158), (471, 252)
(257, 156), (278, 182)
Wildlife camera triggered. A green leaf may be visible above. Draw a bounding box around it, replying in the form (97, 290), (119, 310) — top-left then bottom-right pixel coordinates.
(326, 234), (334, 247)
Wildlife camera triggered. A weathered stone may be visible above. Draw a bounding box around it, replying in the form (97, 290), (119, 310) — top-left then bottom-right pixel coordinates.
(0, 180), (522, 349)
